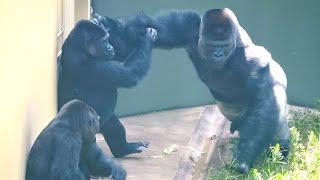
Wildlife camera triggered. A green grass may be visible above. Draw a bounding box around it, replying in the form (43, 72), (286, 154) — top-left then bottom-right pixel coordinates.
(207, 104), (320, 180)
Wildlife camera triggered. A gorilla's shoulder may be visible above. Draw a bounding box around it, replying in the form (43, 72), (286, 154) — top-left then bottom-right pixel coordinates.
(269, 60), (287, 87)
(244, 45), (271, 69)
(245, 45), (287, 87)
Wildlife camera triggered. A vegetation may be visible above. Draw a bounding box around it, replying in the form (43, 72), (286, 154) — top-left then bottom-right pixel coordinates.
(208, 103), (320, 180)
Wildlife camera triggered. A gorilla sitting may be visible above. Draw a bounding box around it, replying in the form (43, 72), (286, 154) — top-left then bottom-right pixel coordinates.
(58, 15), (157, 158)
(26, 100), (126, 180)
(153, 9), (290, 173)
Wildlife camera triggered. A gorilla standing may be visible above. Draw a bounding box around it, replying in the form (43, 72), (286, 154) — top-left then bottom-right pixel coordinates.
(58, 16), (157, 158)
(154, 8), (290, 172)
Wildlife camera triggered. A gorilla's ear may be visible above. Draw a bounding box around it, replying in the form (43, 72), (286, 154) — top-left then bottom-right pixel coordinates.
(86, 42), (97, 57)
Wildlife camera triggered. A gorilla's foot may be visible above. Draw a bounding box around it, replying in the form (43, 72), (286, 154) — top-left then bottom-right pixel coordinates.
(113, 141), (150, 158)
(131, 141), (150, 152)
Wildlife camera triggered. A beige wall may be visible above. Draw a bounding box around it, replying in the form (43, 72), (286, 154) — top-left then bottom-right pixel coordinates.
(0, 1), (57, 179)
(0, 0), (91, 179)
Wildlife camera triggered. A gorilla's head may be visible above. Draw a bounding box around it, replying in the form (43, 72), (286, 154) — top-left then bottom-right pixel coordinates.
(57, 99), (100, 142)
(198, 9), (236, 68)
(198, 8), (252, 69)
(68, 19), (115, 60)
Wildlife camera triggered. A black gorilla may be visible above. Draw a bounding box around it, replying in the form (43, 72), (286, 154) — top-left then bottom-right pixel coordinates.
(58, 15), (157, 158)
(153, 9), (290, 173)
(26, 100), (126, 180)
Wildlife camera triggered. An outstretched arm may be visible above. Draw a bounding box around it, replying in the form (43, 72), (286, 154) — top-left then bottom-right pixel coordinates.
(153, 10), (201, 49)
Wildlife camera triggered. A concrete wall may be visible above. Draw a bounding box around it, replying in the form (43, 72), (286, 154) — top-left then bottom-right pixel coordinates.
(93, 0), (320, 116)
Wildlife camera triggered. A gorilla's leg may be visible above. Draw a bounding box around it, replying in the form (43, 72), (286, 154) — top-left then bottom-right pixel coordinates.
(273, 117), (290, 158)
(81, 142), (127, 180)
(101, 114), (149, 158)
(236, 104), (279, 173)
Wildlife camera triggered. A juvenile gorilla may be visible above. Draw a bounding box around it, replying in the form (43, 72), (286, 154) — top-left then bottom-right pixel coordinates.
(154, 9), (290, 172)
(58, 16), (157, 158)
(26, 100), (126, 180)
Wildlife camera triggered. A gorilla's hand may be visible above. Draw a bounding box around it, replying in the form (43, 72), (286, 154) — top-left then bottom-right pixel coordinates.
(146, 28), (158, 42)
(124, 12), (159, 41)
(90, 14), (108, 31)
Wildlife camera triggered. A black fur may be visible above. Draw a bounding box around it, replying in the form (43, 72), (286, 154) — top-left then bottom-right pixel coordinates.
(58, 16), (156, 158)
(25, 100), (126, 180)
(153, 10), (200, 49)
(153, 9), (290, 173)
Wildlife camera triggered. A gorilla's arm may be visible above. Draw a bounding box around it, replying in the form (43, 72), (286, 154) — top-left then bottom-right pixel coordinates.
(153, 10), (201, 49)
(122, 12), (159, 31)
(67, 35), (153, 88)
(50, 133), (85, 180)
(83, 142), (126, 179)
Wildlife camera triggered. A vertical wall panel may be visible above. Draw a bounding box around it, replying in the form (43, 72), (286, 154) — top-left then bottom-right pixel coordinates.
(93, 0), (320, 116)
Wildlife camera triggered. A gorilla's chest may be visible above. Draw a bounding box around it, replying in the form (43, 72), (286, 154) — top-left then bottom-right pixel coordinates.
(203, 67), (248, 98)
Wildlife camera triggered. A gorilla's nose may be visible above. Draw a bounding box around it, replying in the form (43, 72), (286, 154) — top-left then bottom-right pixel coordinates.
(213, 51), (223, 58)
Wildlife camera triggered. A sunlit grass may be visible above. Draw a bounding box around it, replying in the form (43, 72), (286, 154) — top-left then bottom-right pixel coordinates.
(207, 104), (320, 180)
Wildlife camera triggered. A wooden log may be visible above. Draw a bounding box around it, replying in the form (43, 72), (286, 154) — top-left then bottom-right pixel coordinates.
(174, 105), (227, 180)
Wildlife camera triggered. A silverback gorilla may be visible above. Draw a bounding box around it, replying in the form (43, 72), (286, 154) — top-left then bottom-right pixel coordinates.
(58, 16), (157, 158)
(154, 8), (290, 172)
(26, 100), (126, 180)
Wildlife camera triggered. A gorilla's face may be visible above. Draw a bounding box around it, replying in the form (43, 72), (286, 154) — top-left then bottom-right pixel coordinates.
(87, 32), (115, 60)
(86, 18), (115, 60)
(198, 9), (237, 69)
(80, 101), (100, 142)
(198, 37), (236, 67)
(86, 108), (100, 137)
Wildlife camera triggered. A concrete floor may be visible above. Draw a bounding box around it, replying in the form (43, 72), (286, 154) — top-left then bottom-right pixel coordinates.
(94, 106), (206, 180)
(91, 105), (308, 180)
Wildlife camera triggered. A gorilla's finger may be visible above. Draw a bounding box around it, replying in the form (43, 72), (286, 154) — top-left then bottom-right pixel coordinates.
(146, 28), (158, 42)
